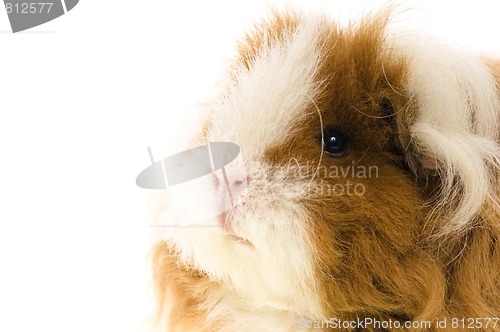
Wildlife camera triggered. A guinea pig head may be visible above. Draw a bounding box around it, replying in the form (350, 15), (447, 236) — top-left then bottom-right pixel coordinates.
(157, 11), (500, 322)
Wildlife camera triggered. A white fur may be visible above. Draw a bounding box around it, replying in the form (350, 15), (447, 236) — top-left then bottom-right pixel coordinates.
(154, 17), (326, 330)
(388, 32), (500, 233)
(207, 17), (322, 160)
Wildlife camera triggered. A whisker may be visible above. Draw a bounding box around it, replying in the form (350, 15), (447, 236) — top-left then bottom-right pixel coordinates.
(306, 97), (325, 189)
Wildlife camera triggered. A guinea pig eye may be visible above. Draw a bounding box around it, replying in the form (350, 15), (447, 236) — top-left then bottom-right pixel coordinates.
(321, 126), (350, 157)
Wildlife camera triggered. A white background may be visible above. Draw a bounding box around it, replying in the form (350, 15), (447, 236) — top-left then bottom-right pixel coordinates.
(0, 1), (498, 331)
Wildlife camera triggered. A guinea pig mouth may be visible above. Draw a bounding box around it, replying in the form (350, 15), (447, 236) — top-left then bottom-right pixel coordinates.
(217, 211), (252, 245)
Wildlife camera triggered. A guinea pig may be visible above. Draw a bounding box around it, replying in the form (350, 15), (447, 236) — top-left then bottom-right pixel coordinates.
(150, 9), (500, 332)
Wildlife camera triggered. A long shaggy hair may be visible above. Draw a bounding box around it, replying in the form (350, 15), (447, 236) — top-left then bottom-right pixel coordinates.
(150, 9), (500, 332)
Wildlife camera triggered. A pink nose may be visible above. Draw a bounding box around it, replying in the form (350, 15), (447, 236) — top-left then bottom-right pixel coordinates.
(230, 177), (248, 202)
(212, 172), (248, 204)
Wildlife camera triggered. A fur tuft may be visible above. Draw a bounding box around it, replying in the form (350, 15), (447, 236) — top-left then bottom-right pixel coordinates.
(389, 33), (500, 235)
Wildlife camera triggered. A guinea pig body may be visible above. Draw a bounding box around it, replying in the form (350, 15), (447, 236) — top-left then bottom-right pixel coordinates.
(151, 10), (500, 332)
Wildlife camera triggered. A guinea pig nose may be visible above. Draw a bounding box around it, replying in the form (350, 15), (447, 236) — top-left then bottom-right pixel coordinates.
(232, 179), (246, 192)
(210, 171), (248, 204)
(233, 179), (244, 187)
(230, 176), (249, 202)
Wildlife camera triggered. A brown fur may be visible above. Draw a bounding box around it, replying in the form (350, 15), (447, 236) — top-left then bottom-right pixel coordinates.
(153, 11), (500, 331)
(260, 11), (448, 330)
(152, 243), (225, 332)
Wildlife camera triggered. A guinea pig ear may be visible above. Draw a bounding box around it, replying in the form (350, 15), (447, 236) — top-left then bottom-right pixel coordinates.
(395, 37), (500, 235)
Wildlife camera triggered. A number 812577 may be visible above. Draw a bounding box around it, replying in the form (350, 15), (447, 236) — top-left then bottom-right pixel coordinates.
(5, 2), (53, 14)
